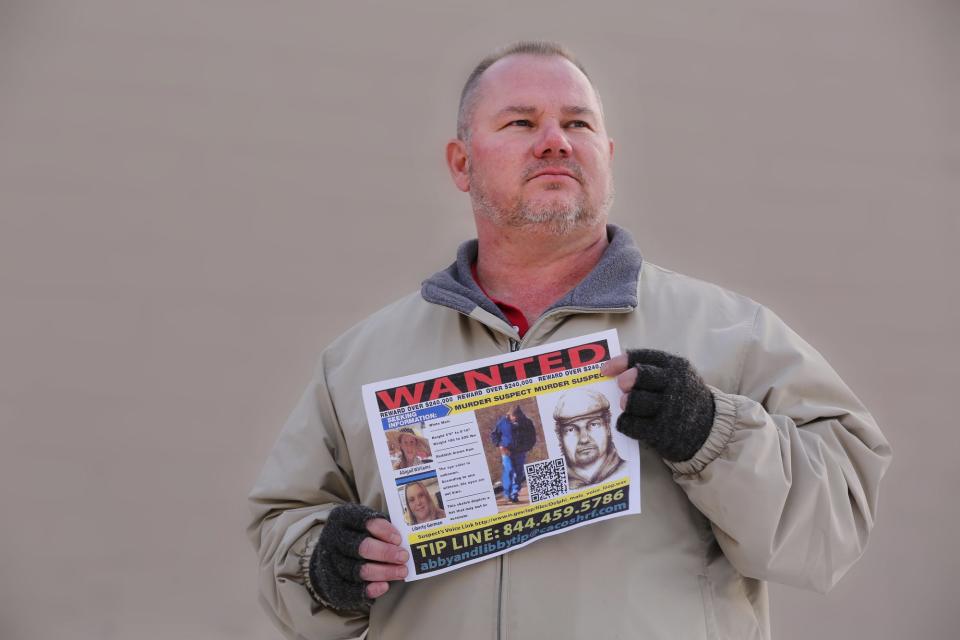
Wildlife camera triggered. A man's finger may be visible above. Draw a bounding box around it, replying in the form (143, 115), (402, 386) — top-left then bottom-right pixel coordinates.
(616, 363), (670, 394)
(366, 581), (390, 599)
(616, 366), (638, 392)
(631, 364), (669, 392)
(359, 561), (409, 583)
(600, 354), (629, 377)
(358, 536), (409, 565)
(365, 517), (402, 546)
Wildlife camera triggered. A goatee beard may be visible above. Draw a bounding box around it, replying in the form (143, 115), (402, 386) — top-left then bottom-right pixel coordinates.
(469, 170), (614, 236)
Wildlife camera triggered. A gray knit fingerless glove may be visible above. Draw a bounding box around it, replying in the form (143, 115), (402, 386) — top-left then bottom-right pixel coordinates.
(306, 503), (387, 612)
(616, 349), (716, 462)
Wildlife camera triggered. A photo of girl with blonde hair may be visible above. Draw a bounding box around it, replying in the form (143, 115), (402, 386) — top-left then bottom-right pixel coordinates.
(390, 426), (433, 470)
(401, 480), (445, 525)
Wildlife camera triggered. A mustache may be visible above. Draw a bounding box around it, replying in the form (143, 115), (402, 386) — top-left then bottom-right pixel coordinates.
(522, 160), (584, 183)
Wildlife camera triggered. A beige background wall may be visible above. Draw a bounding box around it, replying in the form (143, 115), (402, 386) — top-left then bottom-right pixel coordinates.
(1, 1), (956, 638)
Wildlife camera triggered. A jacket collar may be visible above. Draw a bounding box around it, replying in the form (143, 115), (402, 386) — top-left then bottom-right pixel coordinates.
(420, 224), (643, 322)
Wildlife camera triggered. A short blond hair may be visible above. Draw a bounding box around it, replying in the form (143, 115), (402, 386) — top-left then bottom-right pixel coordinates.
(456, 41), (600, 141)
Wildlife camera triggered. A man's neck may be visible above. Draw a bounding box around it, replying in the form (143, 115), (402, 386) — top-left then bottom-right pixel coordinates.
(473, 219), (609, 325)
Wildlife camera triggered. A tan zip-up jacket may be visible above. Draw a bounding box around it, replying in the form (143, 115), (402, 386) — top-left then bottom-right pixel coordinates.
(248, 227), (891, 640)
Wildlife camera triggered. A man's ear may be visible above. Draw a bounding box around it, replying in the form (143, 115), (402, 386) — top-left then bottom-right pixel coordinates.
(446, 138), (470, 192)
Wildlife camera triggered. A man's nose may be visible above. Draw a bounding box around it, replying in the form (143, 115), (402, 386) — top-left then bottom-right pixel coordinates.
(533, 121), (572, 158)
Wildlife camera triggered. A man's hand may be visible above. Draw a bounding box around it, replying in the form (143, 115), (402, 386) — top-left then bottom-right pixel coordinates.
(308, 503), (408, 612)
(600, 349), (716, 462)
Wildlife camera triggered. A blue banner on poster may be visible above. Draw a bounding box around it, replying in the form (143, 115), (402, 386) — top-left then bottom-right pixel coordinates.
(381, 404), (451, 430)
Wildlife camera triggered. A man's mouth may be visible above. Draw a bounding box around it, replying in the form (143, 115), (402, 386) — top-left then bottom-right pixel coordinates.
(531, 170), (575, 180)
(576, 445), (598, 456)
(526, 164), (582, 183)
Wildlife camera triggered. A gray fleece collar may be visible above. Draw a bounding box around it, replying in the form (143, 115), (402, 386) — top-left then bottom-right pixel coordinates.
(420, 224), (643, 322)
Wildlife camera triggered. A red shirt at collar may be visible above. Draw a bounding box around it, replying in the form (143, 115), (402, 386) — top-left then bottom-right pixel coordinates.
(470, 263), (530, 338)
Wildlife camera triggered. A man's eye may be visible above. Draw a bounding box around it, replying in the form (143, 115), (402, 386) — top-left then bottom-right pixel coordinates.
(509, 119), (533, 127)
(563, 426), (577, 435)
(567, 120), (590, 129)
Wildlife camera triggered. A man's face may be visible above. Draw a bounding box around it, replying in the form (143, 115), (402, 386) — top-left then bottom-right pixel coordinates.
(559, 415), (611, 468)
(460, 55), (614, 235)
(407, 483), (432, 522)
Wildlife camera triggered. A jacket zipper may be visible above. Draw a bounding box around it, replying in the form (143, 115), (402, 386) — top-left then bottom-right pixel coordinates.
(496, 305), (634, 353)
(494, 305), (631, 640)
(500, 332), (520, 639)
(497, 556), (504, 640)
(499, 336), (515, 640)
(518, 306), (634, 350)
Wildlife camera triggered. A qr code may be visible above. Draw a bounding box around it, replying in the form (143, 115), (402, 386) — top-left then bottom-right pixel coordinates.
(525, 457), (569, 503)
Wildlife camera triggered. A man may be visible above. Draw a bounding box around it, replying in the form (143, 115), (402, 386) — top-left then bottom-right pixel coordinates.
(552, 389), (626, 489)
(248, 42), (891, 639)
(490, 404), (536, 502)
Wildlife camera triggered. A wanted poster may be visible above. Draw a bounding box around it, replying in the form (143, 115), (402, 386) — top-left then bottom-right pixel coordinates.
(361, 329), (641, 581)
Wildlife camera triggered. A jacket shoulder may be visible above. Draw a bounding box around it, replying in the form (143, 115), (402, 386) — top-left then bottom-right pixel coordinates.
(323, 290), (432, 361)
(314, 289), (471, 394)
(632, 262), (765, 393)
(639, 261), (763, 324)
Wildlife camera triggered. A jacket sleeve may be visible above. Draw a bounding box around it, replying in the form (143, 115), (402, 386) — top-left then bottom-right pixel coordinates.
(666, 304), (893, 593)
(246, 361), (370, 640)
